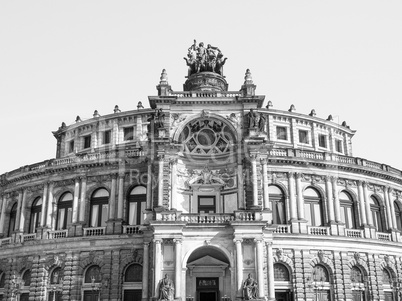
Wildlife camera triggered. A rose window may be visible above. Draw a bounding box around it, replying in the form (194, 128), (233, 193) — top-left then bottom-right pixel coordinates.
(178, 118), (236, 155)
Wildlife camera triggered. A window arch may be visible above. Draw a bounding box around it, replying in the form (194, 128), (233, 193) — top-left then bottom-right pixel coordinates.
(89, 189), (109, 227)
(8, 203), (17, 237)
(350, 266), (366, 300)
(84, 265), (101, 284)
(29, 197), (42, 233)
(269, 185), (286, 225)
(127, 186), (146, 225)
(394, 201), (402, 231)
(369, 196), (384, 232)
(56, 192), (73, 230)
(310, 265), (332, 301)
(304, 187), (324, 226)
(124, 264), (143, 282)
(339, 191), (357, 229)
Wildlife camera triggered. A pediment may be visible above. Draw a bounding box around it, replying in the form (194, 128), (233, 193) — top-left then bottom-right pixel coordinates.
(187, 255), (228, 267)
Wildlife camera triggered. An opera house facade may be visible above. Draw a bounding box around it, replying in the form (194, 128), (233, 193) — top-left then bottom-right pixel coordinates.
(0, 43), (402, 301)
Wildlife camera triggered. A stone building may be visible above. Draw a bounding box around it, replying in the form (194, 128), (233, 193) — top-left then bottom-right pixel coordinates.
(0, 42), (402, 301)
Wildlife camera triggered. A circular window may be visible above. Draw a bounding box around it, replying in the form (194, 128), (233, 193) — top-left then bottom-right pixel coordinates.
(197, 128), (216, 146)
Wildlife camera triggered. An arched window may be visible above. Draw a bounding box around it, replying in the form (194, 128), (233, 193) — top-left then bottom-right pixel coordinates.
(274, 263), (290, 281)
(0, 271), (5, 288)
(339, 191), (356, 229)
(124, 264), (143, 282)
(89, 189), (109, 227)
(369, 196), (384, 232)
(351, 266), (366, 301)
(304, 187), (324, 226)
(127, 186), (146, 225)
(394, 201), (402, 231)
(22, 269), (31, 287)
(269, 185), (286, 224)
(49, 267), (63, 301)
(310, 265), (332, 301)
(56, 192), (73, 230)
(8, 203), (17, 237)
(383, 269), (394, 301)
(84, 265), (101, 284)
(29, 197), (42, 233)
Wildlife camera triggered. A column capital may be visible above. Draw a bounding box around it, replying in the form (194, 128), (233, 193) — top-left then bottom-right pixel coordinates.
(287, 172), (295, 179)
(330, 176), (338, 183)
(143, 242), (150, 248)
(265, 241), (273, 247)
(362, 181), (368, 187)
(249, 152), (259, 161)
(173, 238), (182, 244)
(294, 172), (302, 179)
(153, 238), (162, 244)
(118, 172), (126, 179)
(110, 173), (118, 180)
(260, 157), (268, 165)
(253, 238), (263, 244)
(233, 239), (243, 244)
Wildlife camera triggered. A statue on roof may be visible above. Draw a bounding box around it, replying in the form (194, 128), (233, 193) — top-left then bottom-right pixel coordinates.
(184, 40), (227, 77)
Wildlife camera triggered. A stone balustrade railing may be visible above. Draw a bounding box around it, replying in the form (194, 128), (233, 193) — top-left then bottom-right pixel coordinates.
(122, 225), (143, 234)
(308, 226), (330, 236)
(171, 91), (242, 98)
(21, 233), (37, 243)
(345, 229), (364, 238)
(48, 230), (68, 239)
(83, 227), (106, 237)
(3, 147), (399, 183)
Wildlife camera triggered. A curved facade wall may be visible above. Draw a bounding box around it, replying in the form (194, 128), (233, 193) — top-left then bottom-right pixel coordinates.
(0, 68), (401, 301)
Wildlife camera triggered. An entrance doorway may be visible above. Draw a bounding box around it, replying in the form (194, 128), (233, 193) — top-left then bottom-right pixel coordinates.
(124, 289), (142, 301)
(275, 291), (293, 301)
(199, 291), (217, 301)
(196, 277), (219, 301)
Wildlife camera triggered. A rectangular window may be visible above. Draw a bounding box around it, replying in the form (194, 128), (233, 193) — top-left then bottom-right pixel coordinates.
(103, 130), (111, 144)
(318, 134), (327, 148)
(335, 139), (343, 153)
(83, 135), (91, 149)
(276, 126), (287, 140)
(69, 140), (75, 153)
(298, 130), (309, 144)
(198, 196), (216, 213)
(124, 127), (134, 141)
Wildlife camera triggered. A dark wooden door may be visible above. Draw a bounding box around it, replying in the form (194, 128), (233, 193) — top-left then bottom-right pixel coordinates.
(124, 289), (142, 301)
(20, 293), (30, 301)
(84, 291), (99, 301)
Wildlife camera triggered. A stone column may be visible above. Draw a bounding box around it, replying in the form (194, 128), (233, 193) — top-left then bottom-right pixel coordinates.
(40, 183), (49, 227)
(19, 190), (27, 233)
(363, 182), (373, 226)
(357, 181), (367, 226)
(261, 158), (270, 210)
(238, 163), (245, 209)
(170, 159), (178, 210)
(389, 189), (398, 230)
(234, 239), (243, 297)
(46, 182), (54, 229)
(174, 239), (182, 299)
(79, 177), (87, 222)
(108, 175), (117, 220)
(0, 195), (7, 234)
(266, 242), (275, 301)
(384, 186), (393, 230)
(146, 163), (153, 210)
(251, 154), (259, 208)
(15, 190), (23, 232)
(142, 242), (149, 301)
(117, 174), (124, 220)
(325, 176), (335, 223)
(288, 173), (297, 220)
(154, 239), (162, 296)
(295, 173), (304, 219)
(157, 154), (164, 208)
(255, 239), (265, 298)
(332, 177), (341, 223)
(72, 178), (80, 224)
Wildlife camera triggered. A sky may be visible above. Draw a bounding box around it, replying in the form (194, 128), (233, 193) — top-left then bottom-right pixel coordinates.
(0, 1), (401, 175)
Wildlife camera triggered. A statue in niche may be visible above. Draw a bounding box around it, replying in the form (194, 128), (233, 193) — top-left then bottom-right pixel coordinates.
(247, 109), (266, 133)
(158, 274), (174, 301)
(243, 274), (258, 300)
(154, 108), (165, 129)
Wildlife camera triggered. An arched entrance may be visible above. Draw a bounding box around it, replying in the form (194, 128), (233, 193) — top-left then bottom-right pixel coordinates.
(186, 246), (231, 301)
